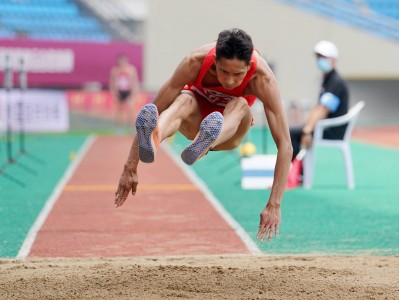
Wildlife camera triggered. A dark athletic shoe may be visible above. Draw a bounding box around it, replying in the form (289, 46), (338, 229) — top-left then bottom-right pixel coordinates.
(135, 103), (161, 163)
(181, 111), (223, 166)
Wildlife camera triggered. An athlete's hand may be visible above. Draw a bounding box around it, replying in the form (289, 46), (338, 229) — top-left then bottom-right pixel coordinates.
(114, 167), (138, 207)
(256, 203), (281, 242)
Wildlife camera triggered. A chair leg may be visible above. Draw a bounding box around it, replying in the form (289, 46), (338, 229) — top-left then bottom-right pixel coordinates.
(341, 144), (355, 189)
(303, 147), (314, 189)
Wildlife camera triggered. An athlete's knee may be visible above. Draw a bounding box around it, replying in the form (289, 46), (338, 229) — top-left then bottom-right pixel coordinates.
(174, 93), (197, 109)
(168, 94), (199, 121)
(225, 97), (250, 115)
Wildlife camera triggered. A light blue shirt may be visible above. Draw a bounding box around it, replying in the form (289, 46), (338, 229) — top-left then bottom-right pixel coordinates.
(320, 92), (340, 113)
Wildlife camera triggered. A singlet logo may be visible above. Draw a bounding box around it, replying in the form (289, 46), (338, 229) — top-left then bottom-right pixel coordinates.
(117, 73), (131, 91)
(191, 86), (236, 107)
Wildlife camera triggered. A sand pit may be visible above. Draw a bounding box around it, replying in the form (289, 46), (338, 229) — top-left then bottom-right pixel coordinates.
(1, 255), (398, 299)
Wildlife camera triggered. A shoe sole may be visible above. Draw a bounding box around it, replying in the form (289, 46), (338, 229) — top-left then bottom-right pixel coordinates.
(181, 112), (223, 165)
(136, 104), (160, 163)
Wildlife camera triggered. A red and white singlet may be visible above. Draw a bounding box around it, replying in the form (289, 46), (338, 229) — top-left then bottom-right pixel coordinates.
(183, 47), (258, 108)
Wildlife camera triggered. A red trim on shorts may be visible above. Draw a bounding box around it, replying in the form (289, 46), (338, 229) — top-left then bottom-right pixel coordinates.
(186, 91), (255, 126)
(196, 94), (225, 119)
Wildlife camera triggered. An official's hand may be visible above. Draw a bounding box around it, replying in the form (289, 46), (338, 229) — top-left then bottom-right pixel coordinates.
(301, 132), (313, 149)
(256, 203), (281, 242)
(114, 167), (138, 207)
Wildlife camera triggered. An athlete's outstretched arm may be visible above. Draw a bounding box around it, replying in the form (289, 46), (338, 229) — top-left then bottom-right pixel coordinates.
(114, 52), (202, 207)
(130, 66), (141, 101)
(251, 67), (293, 242)
(152, 54), (202, 114)
(109, 67), (118, 100)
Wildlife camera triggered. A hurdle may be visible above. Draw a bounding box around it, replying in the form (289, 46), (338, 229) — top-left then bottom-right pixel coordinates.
(0, 54), (25, 186)
(0, 54), (41, 187)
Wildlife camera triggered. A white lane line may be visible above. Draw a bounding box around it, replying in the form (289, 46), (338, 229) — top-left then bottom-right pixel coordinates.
(16, 135), (96, 260)
(162, 143), (261, 255)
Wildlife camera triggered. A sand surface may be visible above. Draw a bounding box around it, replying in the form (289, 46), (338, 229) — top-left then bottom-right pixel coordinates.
(1, 255), (398, 300)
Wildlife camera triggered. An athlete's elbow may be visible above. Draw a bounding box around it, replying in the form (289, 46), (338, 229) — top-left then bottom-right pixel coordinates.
(277, 140), (293, 157)
(287, 144), (293, 157)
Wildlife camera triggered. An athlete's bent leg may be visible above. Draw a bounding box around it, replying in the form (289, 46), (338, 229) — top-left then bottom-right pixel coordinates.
(115, 100), (124, 127)
(181, 111), (223, 165)
(211, 97), (252, 150)
(159, 93), (202, 141)
(136, 93), (201, 163)
(135, 103), (160, 163)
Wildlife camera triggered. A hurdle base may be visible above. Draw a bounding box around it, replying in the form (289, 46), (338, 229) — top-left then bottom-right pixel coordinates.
(241, 154), (277, 190)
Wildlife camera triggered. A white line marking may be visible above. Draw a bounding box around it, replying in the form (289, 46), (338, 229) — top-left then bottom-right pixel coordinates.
(16, 135), (96, 260)
(162, 144), (261, 255)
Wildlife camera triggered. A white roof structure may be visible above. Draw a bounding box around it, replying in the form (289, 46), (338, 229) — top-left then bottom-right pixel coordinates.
(83, 0), (147, 21)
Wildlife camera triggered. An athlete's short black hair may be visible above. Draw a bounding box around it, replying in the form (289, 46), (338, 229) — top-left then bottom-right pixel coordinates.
(216, 28), (254, 65)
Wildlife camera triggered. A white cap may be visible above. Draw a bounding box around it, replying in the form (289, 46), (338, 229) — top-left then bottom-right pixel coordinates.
(314, 40), (339, 59)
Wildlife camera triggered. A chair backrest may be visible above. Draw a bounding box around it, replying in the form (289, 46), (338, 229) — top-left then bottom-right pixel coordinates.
(314, 100), (365, 142)
(342, 100), (365, 141)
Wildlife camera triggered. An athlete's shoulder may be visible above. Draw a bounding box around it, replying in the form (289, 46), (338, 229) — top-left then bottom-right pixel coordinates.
(246, 51), (278, 96)
(185, 42), (215, 66)
(252, 51), (273, 80)
(170, 43), (215, 84)
(110, 65), (119, 75)
(128, 63), (138, 71)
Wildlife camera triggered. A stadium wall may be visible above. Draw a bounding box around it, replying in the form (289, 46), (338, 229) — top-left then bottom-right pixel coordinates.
(0, 40), (142, 89)
(145, 0), (399, 124)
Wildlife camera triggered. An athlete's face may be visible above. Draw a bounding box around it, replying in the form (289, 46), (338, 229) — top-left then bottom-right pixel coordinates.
(215, 57), (251, 90)
(118, 56), (128, 67)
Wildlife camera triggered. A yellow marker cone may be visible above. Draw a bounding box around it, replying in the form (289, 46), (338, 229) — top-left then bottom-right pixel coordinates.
(69, 152), (77, 161)
(239, 142), (257, 157)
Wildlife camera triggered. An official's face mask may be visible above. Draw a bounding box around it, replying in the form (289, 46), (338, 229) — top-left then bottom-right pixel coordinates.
(316, 57), (333, 73)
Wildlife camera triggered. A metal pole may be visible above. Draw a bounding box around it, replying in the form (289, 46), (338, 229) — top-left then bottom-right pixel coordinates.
(4, 54), (15, 163)
(18, 57), (27, 154)
(0, 54), (28, 186)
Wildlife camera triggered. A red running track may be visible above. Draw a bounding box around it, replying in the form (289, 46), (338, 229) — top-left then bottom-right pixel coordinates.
(29, 136), (250, 258)
(353, 126), (399, 149)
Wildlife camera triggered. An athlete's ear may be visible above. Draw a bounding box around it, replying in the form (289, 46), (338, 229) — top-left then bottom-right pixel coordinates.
(214, 57), (218, 67)
(247, 61), (253, 71)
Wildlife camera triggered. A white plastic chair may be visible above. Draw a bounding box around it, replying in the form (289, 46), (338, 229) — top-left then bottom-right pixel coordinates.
(303, 100), (365, 190)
